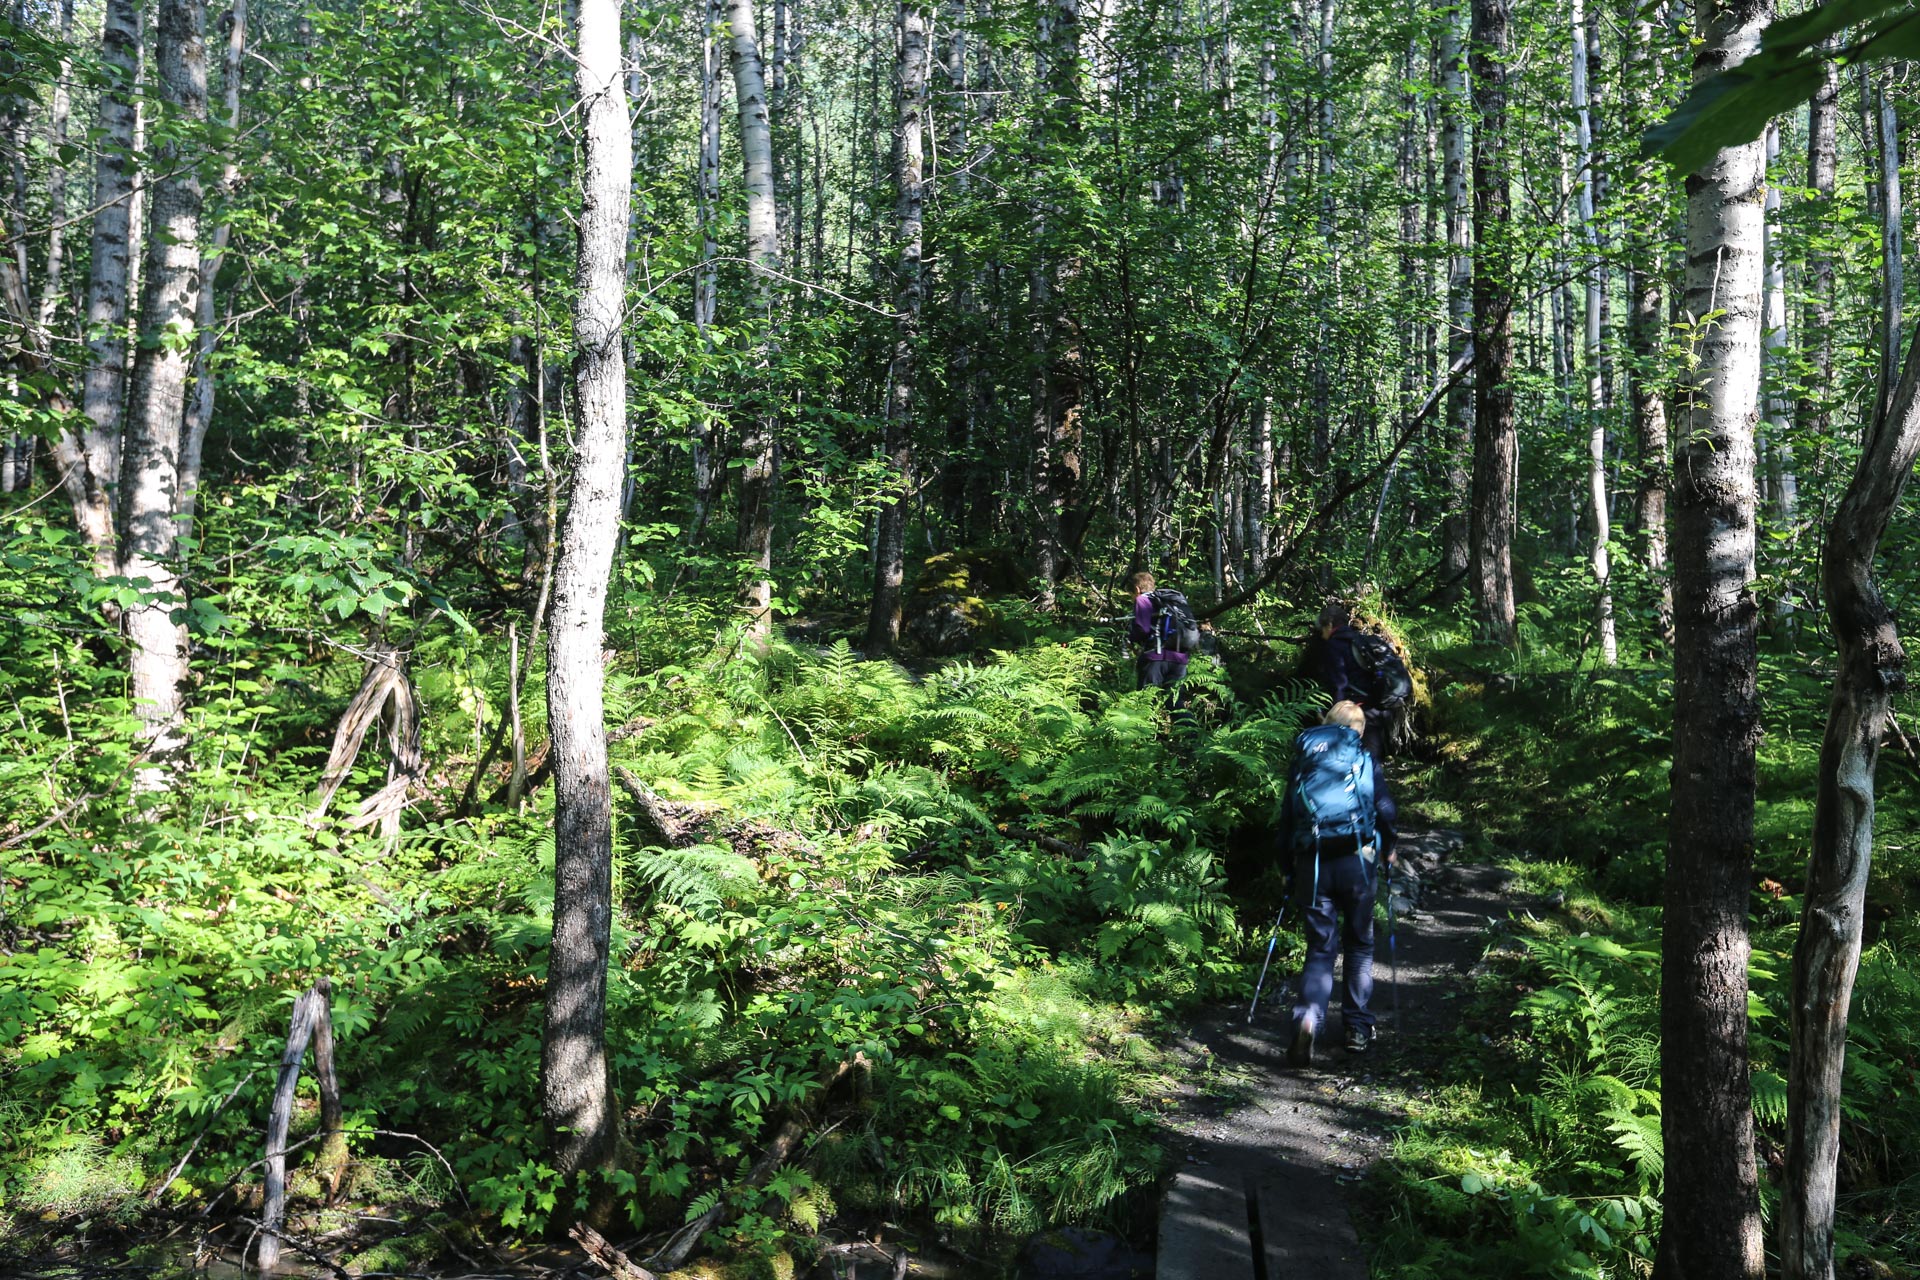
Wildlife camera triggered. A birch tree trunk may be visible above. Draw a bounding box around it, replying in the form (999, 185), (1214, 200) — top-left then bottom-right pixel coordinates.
(1655, 4), (1770, 1278)
(1760, 120), (1797, 620)
(120, 0), (208, 788)
(1438, 3), (1472, 598)
(54, 0), (141, 575)
(1798, 59), (1838, 443)
(176, 0), (245, 543)
(541, 0), (630, 1183)
(691, 0), (723, 536)
(1308, 0), (1337, 478)
(36, 0), (75, 337)
(1572, 0), (1613, 664)
(1469, 0), (1516, 647)
(866, 0), (929, 652)
(1626, 8), (1669, 596)
(728, 0), (780, 638)
(1780, 327), (1920, 1280)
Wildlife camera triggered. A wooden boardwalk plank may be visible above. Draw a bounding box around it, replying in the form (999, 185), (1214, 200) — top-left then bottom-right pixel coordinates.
(1155, 1169), (1259, 1280)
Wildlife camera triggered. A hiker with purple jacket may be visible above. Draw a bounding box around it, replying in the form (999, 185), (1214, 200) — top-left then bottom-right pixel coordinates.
(1129, 571), (1197, 701)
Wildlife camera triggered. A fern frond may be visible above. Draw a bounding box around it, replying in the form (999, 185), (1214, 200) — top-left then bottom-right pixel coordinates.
(629, 844), (760, 914)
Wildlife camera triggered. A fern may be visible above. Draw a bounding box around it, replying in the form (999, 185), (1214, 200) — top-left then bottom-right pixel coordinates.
(629, 844), (759, 914)
(1749, 1068), (1788, 1128)
(1604, 1106), (1665, 1188)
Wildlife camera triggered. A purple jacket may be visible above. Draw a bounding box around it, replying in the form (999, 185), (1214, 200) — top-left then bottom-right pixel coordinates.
(1134, 593), (1190, 668)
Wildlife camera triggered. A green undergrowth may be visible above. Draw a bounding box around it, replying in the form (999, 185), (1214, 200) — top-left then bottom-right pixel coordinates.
(1361, 610), (1920, 1278)
(0, 588), (1327, 1268)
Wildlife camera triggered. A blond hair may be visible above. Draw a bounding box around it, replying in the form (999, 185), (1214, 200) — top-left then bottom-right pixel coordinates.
(1130, 571), (1156, 595)
(1324, 701), (1365, 733)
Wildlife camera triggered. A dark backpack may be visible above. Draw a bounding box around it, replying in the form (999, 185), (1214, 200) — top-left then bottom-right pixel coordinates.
(1285, 724), (1376, 852)
(1352, 631), (1414, 708)
(1147, 588), (1201, 655)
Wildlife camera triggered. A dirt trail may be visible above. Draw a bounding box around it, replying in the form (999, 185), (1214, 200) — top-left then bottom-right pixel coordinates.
(1154, 829), (1519, 1278)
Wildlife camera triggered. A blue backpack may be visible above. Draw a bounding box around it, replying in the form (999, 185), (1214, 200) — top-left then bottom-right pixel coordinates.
(1284, 724), (1376, 852)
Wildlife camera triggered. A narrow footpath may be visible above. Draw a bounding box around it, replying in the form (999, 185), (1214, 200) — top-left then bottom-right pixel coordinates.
(1154, 829), (1519, 1278)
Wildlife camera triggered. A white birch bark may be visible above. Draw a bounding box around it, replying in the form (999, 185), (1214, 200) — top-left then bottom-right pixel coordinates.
(120, 0), (208, 788)
(1657, 2), (1771, 1276)
(727, 0), (780, 638)
(176, 0), (244, 543)
(866, 0), (929, 652)
(36, 0), (75, 335)
(1760, 121), (1797, 619)
(1573, 0), (1614, 664)
(56, 0), (141, 574)
(541, 0), (631, 1181)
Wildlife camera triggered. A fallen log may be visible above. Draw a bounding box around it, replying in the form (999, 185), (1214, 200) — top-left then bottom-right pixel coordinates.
(615, 766), (691, 849)
(1001, 823), (1086, 858)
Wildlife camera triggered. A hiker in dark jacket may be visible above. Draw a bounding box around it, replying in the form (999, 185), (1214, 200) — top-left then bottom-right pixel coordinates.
(1130, 571), (1190, 699)
(1280, 700), (1396, 1065)
(1315, 602), (1393, 766)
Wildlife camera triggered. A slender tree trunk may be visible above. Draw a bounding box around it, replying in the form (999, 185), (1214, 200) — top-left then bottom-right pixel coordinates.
(728, 0), (780, 637)
(691, 0), (723, 536)
(1572, 0), (1613, 663)
(772, 0), (793, 255)
(1626, 10), (1670, 602)
(1780, 325), (1920, 1280)
(1438, 2), (1472, 597)
(1045, 0), (1084, 574)
(176, 0), (244, 543)
(541, 0), (630, 1183)
(1655, 4), (1770, 1279)
(866, 0), (929, 652)
(1249, 394), (1271, 566)
(55, 0), (141, 575)
(1798, 59), (1838, 443)
(1029, 263), (1057, 603)
(120, 0), (209, 788)
(1469, 0), (1516, 647)
(36, 0), (75, 337)
(1874, 83), (1903, 433)
(1309, 0), (1337, 478)
(1760, 120), (1797, 619)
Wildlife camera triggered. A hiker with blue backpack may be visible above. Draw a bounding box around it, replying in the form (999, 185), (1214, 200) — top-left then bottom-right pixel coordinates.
(1278, 700), (1397, 1065)
(1129, 572), (1199, 702)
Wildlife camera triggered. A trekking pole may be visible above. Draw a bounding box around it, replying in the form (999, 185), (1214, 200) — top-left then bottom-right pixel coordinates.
(1387, 856), (1399, 1020)
(1246, 899), (1290, 1024)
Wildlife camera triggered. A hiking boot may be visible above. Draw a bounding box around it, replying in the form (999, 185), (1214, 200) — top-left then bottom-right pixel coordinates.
(1287, 1019), (1315, 1069)
(1345, 1024), (1373, 1055)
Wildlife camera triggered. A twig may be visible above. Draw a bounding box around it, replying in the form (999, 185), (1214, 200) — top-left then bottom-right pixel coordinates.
(0, 789), (105, 851)
(232, 1214), (354, 1280)
(1887, 709), (1920, 772)
(149, 1068), (258, 1204)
